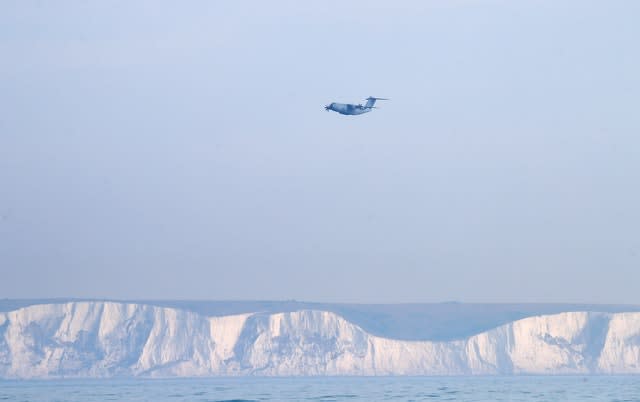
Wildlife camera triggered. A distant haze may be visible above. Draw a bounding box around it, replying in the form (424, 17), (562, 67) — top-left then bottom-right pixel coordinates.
(1, 1), (639, 302)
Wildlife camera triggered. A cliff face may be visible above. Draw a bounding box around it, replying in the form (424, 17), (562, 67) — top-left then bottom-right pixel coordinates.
(1, 302), (639, 378)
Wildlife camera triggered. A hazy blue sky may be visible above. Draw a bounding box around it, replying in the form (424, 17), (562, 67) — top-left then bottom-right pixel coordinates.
(1, 1), (639, 302)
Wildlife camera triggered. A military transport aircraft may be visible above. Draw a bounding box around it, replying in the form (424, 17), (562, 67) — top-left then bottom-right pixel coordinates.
(324, 97), (388, 115)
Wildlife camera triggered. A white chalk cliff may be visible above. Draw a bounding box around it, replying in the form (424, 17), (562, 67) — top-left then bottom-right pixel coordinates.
(1, 302), (639, 378)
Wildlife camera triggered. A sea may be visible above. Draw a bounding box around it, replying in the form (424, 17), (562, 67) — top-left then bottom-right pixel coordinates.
(1, 376), (639, 402)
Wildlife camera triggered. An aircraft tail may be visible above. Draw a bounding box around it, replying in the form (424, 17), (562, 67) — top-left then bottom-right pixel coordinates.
(364, 96), (389, 108)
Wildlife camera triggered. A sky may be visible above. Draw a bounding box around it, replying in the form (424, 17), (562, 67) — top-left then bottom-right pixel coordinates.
(1, 0), (639, 303)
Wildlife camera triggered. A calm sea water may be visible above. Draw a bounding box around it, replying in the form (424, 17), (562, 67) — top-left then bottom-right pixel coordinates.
(1, 376), (639, 402)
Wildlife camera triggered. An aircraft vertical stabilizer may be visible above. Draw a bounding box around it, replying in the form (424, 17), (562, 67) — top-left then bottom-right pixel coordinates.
(364, 97), (388, 108)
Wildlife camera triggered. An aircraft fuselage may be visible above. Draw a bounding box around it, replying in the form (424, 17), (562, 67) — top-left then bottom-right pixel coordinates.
(325, 102), (371, 115)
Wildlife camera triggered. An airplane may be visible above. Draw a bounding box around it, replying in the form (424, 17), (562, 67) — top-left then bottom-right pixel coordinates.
(324, 96), (388, 115)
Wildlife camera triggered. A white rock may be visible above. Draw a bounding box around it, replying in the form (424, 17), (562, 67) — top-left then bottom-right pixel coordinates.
(1, 302), (640, 378)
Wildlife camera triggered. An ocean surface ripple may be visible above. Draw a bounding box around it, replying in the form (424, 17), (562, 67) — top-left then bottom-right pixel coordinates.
(1, 376), (640, 402)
